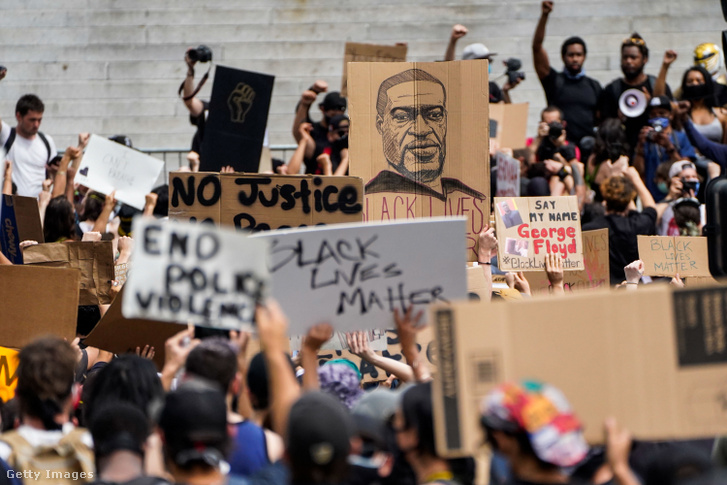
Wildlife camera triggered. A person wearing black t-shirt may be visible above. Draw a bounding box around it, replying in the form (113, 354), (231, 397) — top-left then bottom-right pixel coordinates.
(597, 33), (672, 156)
(532, 1), (602, 148)
(583, 167), (657, 285)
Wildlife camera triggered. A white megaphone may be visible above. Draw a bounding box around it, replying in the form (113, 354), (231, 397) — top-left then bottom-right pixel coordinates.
(619, 88), (647, 118)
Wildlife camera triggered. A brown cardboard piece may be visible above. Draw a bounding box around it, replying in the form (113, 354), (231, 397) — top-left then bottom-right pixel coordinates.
(638, 236), (710, 277)
(317, 327), (435, 383)
(23, 241), (115, 305)
(12, 195), (44, 243)
(169, 172), (364, 230)
(526, 229), (609, 294)
(84, 288), (182, 370)
(467, 265), (489, 301)
(489, 103), (529, 150)
(341, 42), (408, 96)
(494, 196), (583, 272)
(348, 61), (490, 262)
(0, 265), (79, 348)
(431, 284), (727, 458)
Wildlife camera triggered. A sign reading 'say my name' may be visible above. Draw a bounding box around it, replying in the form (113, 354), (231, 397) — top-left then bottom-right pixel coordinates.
(122, 218), (270, 330)
(252, 217), (467, 336)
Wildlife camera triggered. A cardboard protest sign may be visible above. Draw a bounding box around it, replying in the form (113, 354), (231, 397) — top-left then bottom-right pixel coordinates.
(341, 42), (408, 96)
(0, 347), (18, 403)
(0, 195), (44, 264)
(23, 241), (115, 305)
(526, 229), (610, 294)
(252, 217), (467, 336)
(85, 287), (182, 370)
(316, 327), (436, 383)
(169, 172), (364, 230)
(114, 263), (129, 286)
(122, 218), (270, 330)
(431, 284), (727, 458)
(494, 196), (583, 272)
(348, 61), (489, 262)
(489, 103), (528, 150)
(495, 152), (520, 197)
(291, 329), (389, 353)
(74, 135), (164, 211)
(0, 266), (79, 348)
(638, 236), (710, 277)
(200, 65), (275, 173)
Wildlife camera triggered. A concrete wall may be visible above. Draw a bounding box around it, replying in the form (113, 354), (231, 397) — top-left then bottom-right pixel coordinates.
(1, 0), (725, 155)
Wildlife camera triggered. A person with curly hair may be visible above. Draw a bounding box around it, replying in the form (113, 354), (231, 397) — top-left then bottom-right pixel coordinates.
(583, 167), (656, 285)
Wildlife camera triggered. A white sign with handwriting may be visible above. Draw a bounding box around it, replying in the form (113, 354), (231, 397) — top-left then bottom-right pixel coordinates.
(253, 217), (467, 336)
(75, 135), (164, 210)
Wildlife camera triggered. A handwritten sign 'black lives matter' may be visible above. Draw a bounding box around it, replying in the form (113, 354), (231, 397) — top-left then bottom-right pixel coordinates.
(169, 172), (364, 230)
(122, 219), (270, 330)
(252, 217), (467, 336)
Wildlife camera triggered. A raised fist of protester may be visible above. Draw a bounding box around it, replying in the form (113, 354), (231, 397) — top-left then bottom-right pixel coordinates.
(545, 253), (565, 291)
(256, 299), (289, 354)
(135, 345), (156, 360)
(662, 49), (678, 66)
(302, 323), (333, 353)
(674, 100), (691, 122)
(220, 166), (234, 174)
(301, 89), (318, 105)
(477, 225), (498, 263)
(541, 1), (554, 15)
(118, 235), (134, 255)
(104, 190), (117, 210)
(451, 24), (468, 40)
(77, 132), (90, 150)
(299, 122), (313, 140)
(184, 48), (198, 68)
(64, 145), (81, 161)
(163, 325), (200, 375)
(346, 331), (377, 362)
(624, 260), (644, 285)
(310, 80), (328, 94)
(82, 231), (102, 242)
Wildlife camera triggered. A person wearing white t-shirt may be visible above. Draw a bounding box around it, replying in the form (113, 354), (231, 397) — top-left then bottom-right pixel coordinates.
(0, 94), (57, 198)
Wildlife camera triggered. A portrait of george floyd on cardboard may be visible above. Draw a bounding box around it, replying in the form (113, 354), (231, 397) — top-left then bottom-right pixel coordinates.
(349, 61), (490, 261)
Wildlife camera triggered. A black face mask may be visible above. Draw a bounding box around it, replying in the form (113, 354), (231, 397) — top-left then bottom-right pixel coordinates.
(683, 83), (712, 101)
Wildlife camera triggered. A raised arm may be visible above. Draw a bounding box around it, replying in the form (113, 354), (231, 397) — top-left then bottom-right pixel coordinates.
(532, 1), (554, 80)
(300, 323), (334, 391)
(444, 24), (468, 62)
(477, 225), (498, 301)
(346, 331), (415, 383)
(2, 160), (11, 195)
(287, 123), (314, 175)
(182, 50), (206, 118)
(92, 191), (116, 234)
(292, 80), (327, 143)
(394, 306), (430, 383)
(52, 147), (78, 199)
(625, 166), (655, 209)
(654, 50), (677, 97)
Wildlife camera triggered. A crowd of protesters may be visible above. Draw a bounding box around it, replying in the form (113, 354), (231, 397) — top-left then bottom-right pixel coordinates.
(0, 1), (725, 484)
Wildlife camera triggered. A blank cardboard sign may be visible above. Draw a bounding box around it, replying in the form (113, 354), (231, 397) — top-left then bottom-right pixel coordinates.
(341, 42), (407, 97)
(638, 236), (710, 277)
(348, 61), (490, 262)
(489, 103), (529, 150)
(0, 266), (79, 348)
(431, 285), (727, 458)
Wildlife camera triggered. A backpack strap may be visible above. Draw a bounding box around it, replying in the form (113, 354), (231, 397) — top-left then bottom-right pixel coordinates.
(37, 132), (51, 164)
(0, 430), (33, 472)
(57, 428), (95, 476)
(3, 128), (16, 155)
(3, 129), (52, 164)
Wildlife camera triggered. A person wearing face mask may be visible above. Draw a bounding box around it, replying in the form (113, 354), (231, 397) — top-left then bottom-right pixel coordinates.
(655, 160), (703, 236)
(679, 66), (727, 143)
(632, 96), (696, 201)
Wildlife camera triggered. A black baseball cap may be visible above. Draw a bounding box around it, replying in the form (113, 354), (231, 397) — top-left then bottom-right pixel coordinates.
(320, 92), (347, 111)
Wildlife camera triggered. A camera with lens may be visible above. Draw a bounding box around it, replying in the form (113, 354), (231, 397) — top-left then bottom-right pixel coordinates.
(188, 45), (213, 63)
(646, 117), (669, 142)
(681, 178), (699, 195)
(505, 58), (526, 85)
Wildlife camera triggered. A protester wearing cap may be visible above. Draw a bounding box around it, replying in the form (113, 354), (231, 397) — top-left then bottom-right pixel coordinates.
(656, 160), (703, 236)
(633, 96), (696, 200)
(532, 1), (602, 148)
(291, 80), (347, 174)
(158, 379), (232, 485)
(443, 24), (520, 104)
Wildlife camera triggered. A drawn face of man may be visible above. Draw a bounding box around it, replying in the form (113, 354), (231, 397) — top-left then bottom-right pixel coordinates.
(377, 80), (447, 184)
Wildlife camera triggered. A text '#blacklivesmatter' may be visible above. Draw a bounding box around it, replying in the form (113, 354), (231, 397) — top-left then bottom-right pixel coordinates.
(269, 234), (448, 315)
(134, 224), (266, 325)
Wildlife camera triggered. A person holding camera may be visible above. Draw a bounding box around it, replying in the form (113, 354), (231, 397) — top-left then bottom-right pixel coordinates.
(443, 24), (522, 103)
(532, 1), (602, 148)
(632, 96), (696, 201)
(655, 160), (702, 236)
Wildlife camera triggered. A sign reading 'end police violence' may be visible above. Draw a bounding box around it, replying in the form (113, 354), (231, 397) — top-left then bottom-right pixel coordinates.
(122, 218), (270, 330)
(252, 217), (468, 336)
